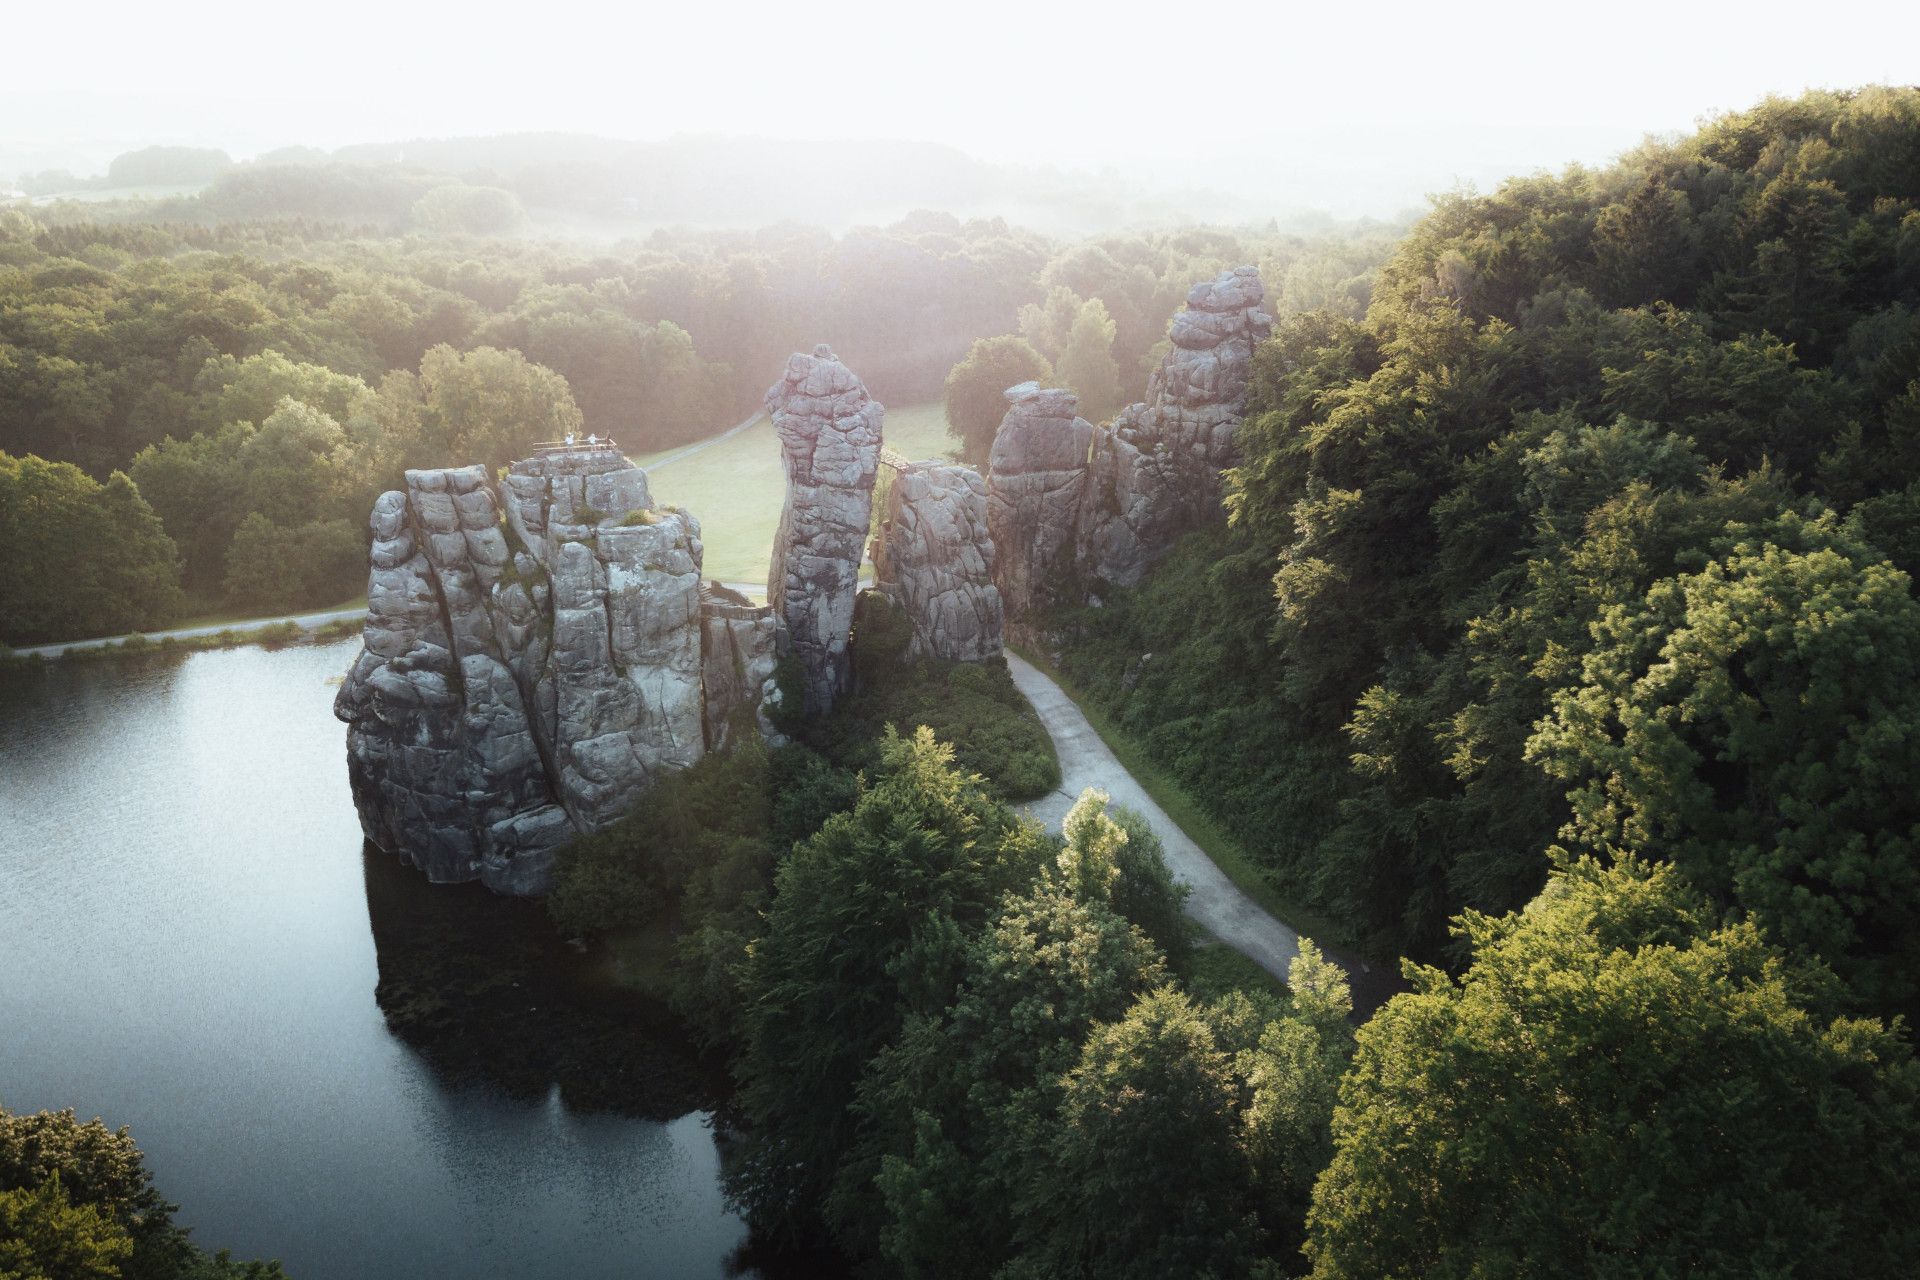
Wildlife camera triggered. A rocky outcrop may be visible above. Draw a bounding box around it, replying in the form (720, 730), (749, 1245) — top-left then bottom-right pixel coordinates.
(335, 446), (781, 895)
(700, 583), (786, 751)
(765, 345), (884, 716)
(986, 383), (1095, 644)
(986, 267), (1271, 636)
(873, 463), (1003, 662)
(1076, 265), (1272, 588)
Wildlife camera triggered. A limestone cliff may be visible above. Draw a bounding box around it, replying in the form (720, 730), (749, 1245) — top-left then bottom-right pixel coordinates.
(335, 447), (781, 894)
(873, 462), (1003, 662)
(765, 345), (884, 716)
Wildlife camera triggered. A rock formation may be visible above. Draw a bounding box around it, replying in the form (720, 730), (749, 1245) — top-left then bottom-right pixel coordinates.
(1077, 265), (1273, 587)
(700, 583), (786, 750)
(985, 383), (1095, 644)
(873, 462), (1003, 662)
(335, 446), (782, 895)
(987, 266), (1271, 636)
(765, 345), (884, 716)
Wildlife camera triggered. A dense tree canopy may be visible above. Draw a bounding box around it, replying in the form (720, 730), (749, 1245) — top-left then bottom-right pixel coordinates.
(1056, 87), (1920, 1012)
(0, 451), (183, 646)
(1306, 857), (1920, 1280)
(944, 334), (1052, 462)
(0, 1104), (286, 1278)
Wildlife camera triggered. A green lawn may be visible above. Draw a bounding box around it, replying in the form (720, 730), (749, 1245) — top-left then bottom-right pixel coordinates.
(637, 400), (959, 586)
(175, 591), (367, 631)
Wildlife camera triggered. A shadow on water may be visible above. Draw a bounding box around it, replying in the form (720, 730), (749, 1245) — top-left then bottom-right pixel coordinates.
(360, 841), (727, 1120)
(361, 844), (854, 1279)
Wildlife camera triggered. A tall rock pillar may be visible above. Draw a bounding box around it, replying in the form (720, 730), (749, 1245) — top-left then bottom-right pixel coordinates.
(986, 382), (1095, 646)
(765, 345), (883, 716)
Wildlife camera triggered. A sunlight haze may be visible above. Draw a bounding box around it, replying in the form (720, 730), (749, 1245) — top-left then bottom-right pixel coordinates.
(9, 0), (1917, 213)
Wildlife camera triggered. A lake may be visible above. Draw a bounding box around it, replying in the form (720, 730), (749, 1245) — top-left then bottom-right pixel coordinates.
(0, 638), (755, 1278)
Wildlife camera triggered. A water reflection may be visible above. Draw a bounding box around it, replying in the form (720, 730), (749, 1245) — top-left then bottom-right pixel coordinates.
(0, 640), (753, 1279)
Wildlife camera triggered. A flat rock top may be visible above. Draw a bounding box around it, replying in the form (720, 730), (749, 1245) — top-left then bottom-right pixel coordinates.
(510, 447), (636, 479)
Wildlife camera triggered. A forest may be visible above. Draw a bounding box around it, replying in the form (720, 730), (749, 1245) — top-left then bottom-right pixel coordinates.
(513, 88), (1920, 1277)
(0, 200), (1389, 643)
(5, 82), (1919, 1280)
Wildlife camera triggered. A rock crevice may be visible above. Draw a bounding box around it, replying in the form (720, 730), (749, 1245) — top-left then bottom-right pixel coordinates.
(336, 447), (782, 894)
(988, 266), (1271, 634)
(873, 462), (1003, 662)
(765, 344), (884, 716)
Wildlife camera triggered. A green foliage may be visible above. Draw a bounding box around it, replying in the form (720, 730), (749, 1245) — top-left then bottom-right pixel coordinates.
(944, 335), (1052, 462)
(1053, 297), (1123, 423)
(1306, 857), (1920, 1280)
(731, 728), (1052, 1235)
(1058, 87), (1920, 998)
(220, 512), (363, 613)
(1530, 512), (1920, 1007)
(410, 185), (528, 236)
(0, 1176), (135, 1280)
(1006, 987), (1258, 1280)
(379, 343), (582, 472)
(0, 1104), (285, 1280)
(105, 147), (231, 188)
(0, 452), (183, 646)
(818, 623), (1060, 801)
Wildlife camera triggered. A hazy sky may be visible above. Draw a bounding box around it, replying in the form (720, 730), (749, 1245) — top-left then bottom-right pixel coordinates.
(8, 0), (1918, 213)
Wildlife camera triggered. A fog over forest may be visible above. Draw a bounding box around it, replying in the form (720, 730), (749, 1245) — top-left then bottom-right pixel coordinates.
(6, 6), (1920, 1280)
(9, 0), (1916, 220)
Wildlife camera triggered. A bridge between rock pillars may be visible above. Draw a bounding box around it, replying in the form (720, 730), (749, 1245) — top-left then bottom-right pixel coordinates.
(877, 444), (913, 473)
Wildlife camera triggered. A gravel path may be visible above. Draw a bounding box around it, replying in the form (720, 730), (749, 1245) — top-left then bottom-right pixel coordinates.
(1006, 652), (1399, 1013)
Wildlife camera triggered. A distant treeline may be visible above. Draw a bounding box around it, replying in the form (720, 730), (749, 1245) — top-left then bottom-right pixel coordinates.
(17, 133), (1344, 232)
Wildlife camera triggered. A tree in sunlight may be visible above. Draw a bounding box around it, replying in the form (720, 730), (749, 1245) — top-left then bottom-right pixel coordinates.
(1306, 856), (1920, 1280)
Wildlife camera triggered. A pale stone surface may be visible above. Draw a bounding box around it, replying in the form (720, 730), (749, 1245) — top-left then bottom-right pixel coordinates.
(986, 268), (1271, 637)
(1077, 264), (1272, 587)
(875, 462), (1003, 662)
(765, 344), (883, 716)
(700, 583), (787, 751)
(986, 382), (1095, 643)
(336, 447), (779, 895)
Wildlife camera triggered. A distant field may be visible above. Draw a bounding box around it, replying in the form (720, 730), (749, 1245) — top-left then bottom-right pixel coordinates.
(636, 400), (959, 587)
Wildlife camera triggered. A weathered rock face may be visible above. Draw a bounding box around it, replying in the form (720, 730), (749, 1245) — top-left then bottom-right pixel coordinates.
(700, 583), (787, 751)
(874, 463), (1003, 662)
(986, 383), (1094, 643)
(765, 344), (883, 716)
(1077, 265), (1272, 588)
(985, 267), (1271, 635)
(336, 447), (781, 895)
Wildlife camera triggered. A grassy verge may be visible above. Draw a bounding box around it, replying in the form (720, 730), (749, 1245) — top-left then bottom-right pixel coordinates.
(174, 591), (367, 631)
(1187, 939), (1290, 1002)
(2, 613), (364, 666)
(1012, 643), (1368, 959)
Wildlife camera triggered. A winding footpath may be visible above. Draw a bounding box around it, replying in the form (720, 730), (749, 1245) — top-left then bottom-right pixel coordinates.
(1007, 652), (1401, 1015)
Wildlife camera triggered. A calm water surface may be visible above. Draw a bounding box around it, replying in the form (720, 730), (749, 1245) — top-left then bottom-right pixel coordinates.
(0, 639), (751, 1278)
